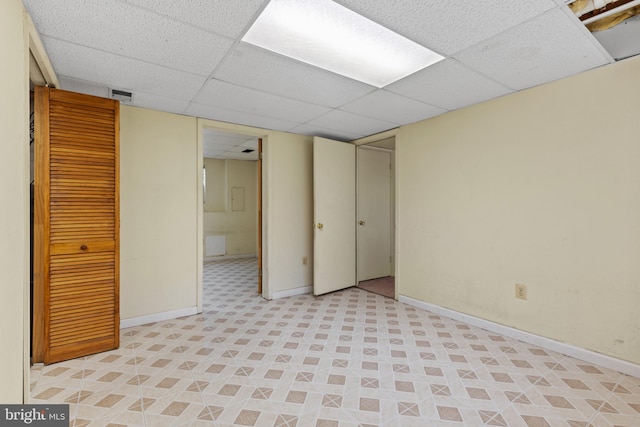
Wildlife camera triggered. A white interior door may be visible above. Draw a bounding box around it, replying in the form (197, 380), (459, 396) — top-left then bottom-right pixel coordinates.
(357, 147), (391, 281)
(313, 137), (355, 296)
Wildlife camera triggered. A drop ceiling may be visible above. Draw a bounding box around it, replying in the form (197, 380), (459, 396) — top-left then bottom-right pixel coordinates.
(23, 0), (628, 160)
(203, 129), (259, 160)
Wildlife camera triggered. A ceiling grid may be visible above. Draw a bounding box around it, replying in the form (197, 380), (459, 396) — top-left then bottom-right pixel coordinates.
(22, 0), (627, 158)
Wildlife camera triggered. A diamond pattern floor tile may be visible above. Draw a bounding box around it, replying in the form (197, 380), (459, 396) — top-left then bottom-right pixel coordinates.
(30, 258), (640, 426)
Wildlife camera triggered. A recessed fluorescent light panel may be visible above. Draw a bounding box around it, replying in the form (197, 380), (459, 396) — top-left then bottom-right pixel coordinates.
(242, 0), (444, 87)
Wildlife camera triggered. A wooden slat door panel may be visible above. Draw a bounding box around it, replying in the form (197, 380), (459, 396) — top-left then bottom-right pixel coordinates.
(34, 86), (119, 364)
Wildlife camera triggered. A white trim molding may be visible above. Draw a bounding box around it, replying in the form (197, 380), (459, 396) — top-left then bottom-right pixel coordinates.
(272, 286), (312, 300)
(399, 295), (640, 378)
(27, 12), (58, 87)
(120, 306), (199, 329)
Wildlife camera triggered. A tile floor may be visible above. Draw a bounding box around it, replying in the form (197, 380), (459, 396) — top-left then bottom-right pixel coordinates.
(31, 258), (640, 426)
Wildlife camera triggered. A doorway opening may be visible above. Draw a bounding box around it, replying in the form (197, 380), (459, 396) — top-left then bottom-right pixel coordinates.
(356, 137), (396, 299)
(312, 134), (397, 299)
(199, 125), (265, 307)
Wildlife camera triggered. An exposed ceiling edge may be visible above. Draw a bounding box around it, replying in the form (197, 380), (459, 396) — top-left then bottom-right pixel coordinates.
(27, 12), (58, 88)
(578, 0), (639, 22)
(586, 5), (640, 30)
(568, 0), (640, 60)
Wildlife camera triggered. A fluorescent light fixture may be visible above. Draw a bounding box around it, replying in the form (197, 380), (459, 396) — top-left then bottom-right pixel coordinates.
(242, 0), (444, 87)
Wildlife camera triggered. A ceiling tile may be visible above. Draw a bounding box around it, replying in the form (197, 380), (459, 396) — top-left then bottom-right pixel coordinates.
(340, 90), (446, 125)
(57, 75), (109, 98)
(225, 154), (258, 160)
(336, 0), (558, 55)
(194, 80), (332, 123)
(288, 124), (361, 142)
(25, 0), (233, 76)
(43, 37), (208, 100)
(229, 145), (256, 153)
(241, 140), (259, 149)
(386, 59), (513, 110)
(204, 129), (256, 146)
(453, 8), (611, 90)
(26, 1), (618, 142)
(204, 142), (238, 151)
(224, 146), (259, 160)
(203, 150), (225, 158)
(307, 110), (397, 138)
(121, 0), (267, 38)
(131, 92), (192, 115)
(185, 102), (298, 132)
(53, 85), (193, 116)
(214, 44), (376, 108)
(203, 129), (260, 160)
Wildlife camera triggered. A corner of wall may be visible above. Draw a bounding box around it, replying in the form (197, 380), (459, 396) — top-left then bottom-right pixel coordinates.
(0, 0), (30, 403)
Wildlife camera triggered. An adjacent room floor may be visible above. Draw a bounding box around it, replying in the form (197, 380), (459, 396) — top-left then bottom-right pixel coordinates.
(31, 258), (640, 426)
(357, 277), (395, 299)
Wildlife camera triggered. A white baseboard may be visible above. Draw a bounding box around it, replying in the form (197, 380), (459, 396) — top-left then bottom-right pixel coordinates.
(398, 295), (640, 378)
(204, 253), (256, 262)
(272, 285), (312, 300)
(120, 306), (199, 329)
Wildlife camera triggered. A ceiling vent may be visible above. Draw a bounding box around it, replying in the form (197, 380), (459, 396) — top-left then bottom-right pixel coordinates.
(109, 88), (133, 103)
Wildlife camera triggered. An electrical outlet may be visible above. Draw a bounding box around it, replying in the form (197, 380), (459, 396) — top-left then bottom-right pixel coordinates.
(515, 283), (527, 300)
(302, 256), (308, 266)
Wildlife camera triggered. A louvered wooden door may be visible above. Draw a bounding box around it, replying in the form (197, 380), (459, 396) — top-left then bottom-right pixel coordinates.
(33, 87), (119, 364)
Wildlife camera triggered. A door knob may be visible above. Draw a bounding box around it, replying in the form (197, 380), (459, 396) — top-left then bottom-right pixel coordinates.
(317, 223), (324, 230)
(359, 220), (365, 226)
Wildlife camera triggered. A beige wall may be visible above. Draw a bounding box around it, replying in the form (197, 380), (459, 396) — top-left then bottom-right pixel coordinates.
(204, 158), (257, 256)
(264, 131), (314, 297)
(120, 106), (198, 319)
(0, 0), (28, 403)
(203, 158), (226, 212)
(397, 55), (640, 364)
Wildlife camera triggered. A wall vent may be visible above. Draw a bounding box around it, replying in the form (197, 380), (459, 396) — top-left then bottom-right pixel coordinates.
(109, 88), (133, 103)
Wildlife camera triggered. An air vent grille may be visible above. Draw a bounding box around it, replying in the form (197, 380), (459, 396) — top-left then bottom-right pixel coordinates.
(109, 88), (133, 103)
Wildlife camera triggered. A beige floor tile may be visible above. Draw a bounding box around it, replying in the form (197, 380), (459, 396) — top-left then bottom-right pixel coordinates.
(28, 258), (640, 426)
